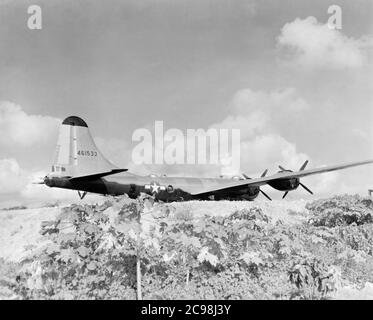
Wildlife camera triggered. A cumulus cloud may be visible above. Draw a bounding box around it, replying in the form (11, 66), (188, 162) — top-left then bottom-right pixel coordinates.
(227, 87), (308, 134)
(0, 158), (28, 194)
(239, 134), (308, 173)
(277, 16), (373, 69)
(0, 101), (60, 147)
(209, 87), (311, 176)
(0, 99), (87, 202)
(0, 159), (55, 197)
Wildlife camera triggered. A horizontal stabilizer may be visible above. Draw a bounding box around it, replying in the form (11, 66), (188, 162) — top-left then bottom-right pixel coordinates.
(69, 169), (128, 181)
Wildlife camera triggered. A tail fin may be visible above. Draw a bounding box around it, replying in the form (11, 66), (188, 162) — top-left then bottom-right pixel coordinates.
(51, 116), (120, 178)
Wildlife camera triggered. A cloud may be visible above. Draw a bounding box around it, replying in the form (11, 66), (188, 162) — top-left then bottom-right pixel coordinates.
(209, 87), (310, 175)
(0, 158), (28, 194)
(0, 101), (60, 148)
(277, 16), (373, 69)
(239, 134), (308, 173)
(227, 87), (308, 134)
(0, 158), (61, 198)
(0, 102), (68, 201)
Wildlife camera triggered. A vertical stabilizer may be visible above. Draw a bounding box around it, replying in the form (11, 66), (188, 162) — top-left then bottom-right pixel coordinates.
(51, 116), (118, 178)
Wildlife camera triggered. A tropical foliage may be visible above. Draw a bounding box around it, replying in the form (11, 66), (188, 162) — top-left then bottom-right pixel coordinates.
(1, 194), (373, 299)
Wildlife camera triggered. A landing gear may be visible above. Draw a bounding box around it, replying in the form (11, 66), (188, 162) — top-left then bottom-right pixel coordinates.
(78, 191), (87, 200)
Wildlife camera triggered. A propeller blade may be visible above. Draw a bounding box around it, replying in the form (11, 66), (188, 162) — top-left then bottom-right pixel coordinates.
(261, 169), (268, 177)
(299, 160), (309, 171)
(32, 181), (45, 184)
(278, 165), (287, 171)
(300, 182), (313, 195)
(242, 173), (250, 179)
(260, 189), (272, 200)
(282, 191), (289, 199)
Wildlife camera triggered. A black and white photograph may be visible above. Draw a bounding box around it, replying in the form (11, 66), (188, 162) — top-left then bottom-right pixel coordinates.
(0, 0), (372, 305)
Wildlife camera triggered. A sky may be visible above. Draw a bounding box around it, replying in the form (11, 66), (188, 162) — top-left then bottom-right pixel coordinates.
(0, 0), (372, 205)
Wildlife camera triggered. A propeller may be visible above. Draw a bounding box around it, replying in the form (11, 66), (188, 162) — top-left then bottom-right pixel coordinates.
(299, 182), (313, 195)
(278, 165), (288, 172)
(259, 189), (272, 201)
(261, 169), (268, 177)
(278, 160), (308, 173)
(278, 160), (313, 199)
(242, 169), (272, 200)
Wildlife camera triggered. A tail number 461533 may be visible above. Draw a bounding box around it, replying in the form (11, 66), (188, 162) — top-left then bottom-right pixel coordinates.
(77, 150), (98, 156)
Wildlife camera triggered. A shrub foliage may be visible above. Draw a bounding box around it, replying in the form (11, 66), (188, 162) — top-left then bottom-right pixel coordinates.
(2, 194), (373, 299)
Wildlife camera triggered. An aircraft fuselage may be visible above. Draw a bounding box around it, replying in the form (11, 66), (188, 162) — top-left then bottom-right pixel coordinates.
(45, 173), (260, 201)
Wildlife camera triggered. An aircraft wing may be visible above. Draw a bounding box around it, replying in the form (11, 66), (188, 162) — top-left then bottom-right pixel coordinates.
(191, 159), (373, 196)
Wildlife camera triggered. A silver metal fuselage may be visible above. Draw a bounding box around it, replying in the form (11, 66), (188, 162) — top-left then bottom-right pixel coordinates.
(45, 172), (259, 201)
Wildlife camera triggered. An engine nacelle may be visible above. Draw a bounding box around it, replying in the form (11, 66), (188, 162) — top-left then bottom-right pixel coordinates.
(268, 178), (299, 191)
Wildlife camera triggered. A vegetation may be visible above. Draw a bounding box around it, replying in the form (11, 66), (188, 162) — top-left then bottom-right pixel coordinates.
(1, 194), (373, 299)
(2, 205), (28, 211)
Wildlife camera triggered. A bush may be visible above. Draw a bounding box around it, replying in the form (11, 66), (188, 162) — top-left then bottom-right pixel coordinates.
(2, 194), (373, 300)
(0, 258), (21, 299)
(307, 194), (373, 227)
